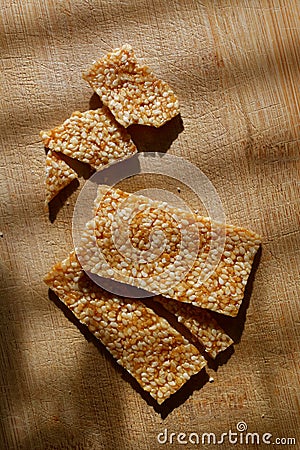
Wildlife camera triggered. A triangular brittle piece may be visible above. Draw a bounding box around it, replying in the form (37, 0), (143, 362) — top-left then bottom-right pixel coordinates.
(83, 44), (180, 128)
(40, 107), (137, 171)
(45, 150), (78, 205)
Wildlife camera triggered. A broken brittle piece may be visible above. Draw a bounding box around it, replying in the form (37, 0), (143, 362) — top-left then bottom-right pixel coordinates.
(45, 150), (78, 205)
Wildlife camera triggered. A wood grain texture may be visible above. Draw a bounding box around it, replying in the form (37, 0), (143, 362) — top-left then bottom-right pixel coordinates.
(0, 0), (299, 449)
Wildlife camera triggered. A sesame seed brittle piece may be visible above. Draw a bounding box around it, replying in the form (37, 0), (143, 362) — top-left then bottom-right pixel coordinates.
(45, 150), (78, 205)
(40, 107), (137, 171)
(88, 186), (261, 317)
(44, 252), (207, 404)
(82, 44), (180, 128)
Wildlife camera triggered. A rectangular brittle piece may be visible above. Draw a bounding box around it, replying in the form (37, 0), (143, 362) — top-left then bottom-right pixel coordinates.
(82, 44), (179, 128)
(44, 252), (206, 404)
(78, 186), (261, 317)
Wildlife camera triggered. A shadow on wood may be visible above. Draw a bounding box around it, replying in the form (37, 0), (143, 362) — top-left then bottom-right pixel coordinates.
(45, 147), (94, 222)
(207, 345), (235, 372)
(124, 367), (209, 420)
(128, 114), (184, 154)
(48, 178), (80, 223)
(89, 93), (103, 110)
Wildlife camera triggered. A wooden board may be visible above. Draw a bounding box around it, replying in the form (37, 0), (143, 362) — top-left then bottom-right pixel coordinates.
(0, 0), (299, 449)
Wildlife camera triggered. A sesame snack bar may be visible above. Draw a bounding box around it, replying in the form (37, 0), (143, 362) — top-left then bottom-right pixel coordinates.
(40, 107), (137, 171)
(154, 297), (233, 359)
(45, 150), (78, 205)
(75, 218), (233, 358)
(82, 44), (180, 128)
(44, 252), (207, 404)
(84, 186), (261, 317)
